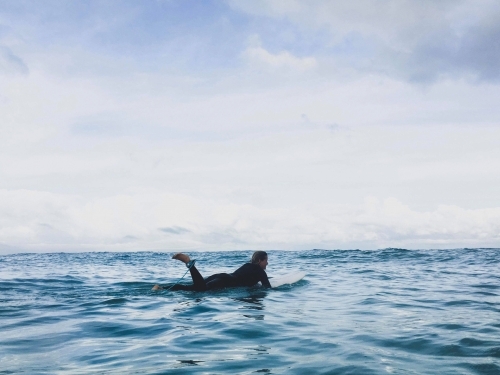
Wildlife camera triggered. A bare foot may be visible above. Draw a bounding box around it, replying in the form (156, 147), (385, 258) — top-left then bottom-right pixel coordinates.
(152, 284), (162, 291)
(172, 253), (191, 264)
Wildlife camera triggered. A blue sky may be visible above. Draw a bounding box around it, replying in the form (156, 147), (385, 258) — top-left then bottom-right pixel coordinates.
(1, 0), (500, 253)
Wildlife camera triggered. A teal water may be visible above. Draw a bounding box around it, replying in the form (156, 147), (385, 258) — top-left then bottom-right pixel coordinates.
(1, 249), (499, 374)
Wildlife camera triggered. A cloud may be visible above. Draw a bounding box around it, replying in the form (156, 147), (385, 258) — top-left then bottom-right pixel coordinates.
(1, 121), (500, 252)
(348, 197), (500, 247)
(1, 1), (500, 254)
(448, 20), (500, 81)
(229, 0), (500, 82)
(1, 187), (499, 253)
(159, 226), (191, 235)
(242, 42), (316, 71)
(0, 46), (29, 75)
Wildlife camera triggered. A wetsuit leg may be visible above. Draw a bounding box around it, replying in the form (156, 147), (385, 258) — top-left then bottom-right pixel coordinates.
(188, 264), (207, 291)
(168, 283), (196, 291)
(204, 273), (237, 290)
(166, 269), (236, 292)
(165, 265), (207, 291)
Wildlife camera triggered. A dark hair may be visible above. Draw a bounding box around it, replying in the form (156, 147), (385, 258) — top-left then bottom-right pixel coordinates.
(251, 251), (268, 264)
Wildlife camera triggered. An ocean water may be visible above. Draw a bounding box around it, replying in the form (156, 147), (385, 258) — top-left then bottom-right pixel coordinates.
(1, 249), (499, 375)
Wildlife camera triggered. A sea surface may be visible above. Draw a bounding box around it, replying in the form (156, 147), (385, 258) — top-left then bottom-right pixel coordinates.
(1, 249), (499, 375)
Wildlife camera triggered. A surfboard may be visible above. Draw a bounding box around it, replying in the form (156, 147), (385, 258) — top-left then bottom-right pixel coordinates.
(269, 271), (306, 288)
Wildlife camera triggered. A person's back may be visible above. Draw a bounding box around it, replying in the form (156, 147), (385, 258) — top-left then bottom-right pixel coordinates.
(231, 263), (271, 287)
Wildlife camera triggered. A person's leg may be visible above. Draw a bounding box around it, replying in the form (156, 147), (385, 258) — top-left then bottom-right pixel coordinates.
(173, 253), (207, 291)
(169, 283), (196, 291)
(204, 273), (236, 290)
(188, 264), (207, 291)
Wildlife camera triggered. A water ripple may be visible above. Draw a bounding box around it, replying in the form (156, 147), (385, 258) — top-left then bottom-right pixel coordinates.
(1, 249), (499, 374)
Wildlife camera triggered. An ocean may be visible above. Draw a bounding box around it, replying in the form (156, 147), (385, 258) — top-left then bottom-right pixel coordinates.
(1, 249), (499, 374)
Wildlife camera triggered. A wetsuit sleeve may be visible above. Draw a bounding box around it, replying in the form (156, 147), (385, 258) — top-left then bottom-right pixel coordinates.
(260, 269), (271, 288)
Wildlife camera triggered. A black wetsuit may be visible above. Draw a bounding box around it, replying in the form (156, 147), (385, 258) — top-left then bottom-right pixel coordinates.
(172, 263), (271, 291)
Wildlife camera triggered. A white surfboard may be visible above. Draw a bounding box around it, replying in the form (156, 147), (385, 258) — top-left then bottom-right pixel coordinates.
(269, 271), (306, 288)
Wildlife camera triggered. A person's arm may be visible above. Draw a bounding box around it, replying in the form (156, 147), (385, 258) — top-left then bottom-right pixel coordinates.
(260, 270), (271, 288)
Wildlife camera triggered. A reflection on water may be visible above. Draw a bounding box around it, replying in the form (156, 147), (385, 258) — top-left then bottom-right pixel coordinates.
(234, 291), (267, 320)
(175, 359), (203, 367)
(234, 291), (267, 309)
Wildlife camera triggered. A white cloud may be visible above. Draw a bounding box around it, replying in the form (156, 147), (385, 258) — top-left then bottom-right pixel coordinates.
(229, 0), (500, 82)
(229, 0), (498, 43)
(1, 187), (499, 253)
(1, 1), (500, 253)
(242, 44), (316, 71)
(2, 119), (500, 253)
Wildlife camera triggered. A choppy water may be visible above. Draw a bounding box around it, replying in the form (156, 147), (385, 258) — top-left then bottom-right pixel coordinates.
(1, 249), (499, 374)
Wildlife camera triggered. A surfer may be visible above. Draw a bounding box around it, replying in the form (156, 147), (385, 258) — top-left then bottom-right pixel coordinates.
(152, 251), (271, 291)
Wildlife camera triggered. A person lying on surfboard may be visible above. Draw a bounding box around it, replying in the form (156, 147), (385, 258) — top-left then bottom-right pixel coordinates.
(152, 251), (271, 291)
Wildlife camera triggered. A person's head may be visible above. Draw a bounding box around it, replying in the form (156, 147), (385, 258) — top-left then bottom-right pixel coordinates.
(251, 251), (268, 270)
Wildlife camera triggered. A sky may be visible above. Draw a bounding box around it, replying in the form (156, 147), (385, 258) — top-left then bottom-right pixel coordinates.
(1, 0), (500, 253)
